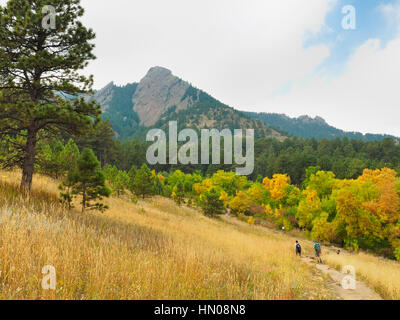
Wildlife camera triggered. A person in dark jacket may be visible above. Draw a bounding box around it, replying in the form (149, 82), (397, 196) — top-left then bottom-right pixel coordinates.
(295, 240), (302, 257)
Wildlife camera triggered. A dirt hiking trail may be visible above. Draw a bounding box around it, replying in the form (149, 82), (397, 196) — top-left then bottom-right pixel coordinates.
(301, 255), (382, 300)
(223, 216), (383, 300)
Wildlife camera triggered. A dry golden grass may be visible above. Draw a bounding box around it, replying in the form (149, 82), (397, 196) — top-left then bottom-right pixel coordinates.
(0, 171), (334, 299)
(324, 251), (400, 300)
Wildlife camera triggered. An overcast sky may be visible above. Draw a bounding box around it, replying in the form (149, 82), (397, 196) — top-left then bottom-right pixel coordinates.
(2, 0), (400, 136)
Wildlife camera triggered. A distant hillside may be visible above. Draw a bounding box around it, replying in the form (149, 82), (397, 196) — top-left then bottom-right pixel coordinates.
(153, 83), (283, 140)
(88, 67), (286, 141)
(89, 82), (140, 140)
(88, 67), (397, 143)
(244, 112), (398, 142)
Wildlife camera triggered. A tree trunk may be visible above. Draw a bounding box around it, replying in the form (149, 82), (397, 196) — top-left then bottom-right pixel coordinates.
(20, 127), (37, 192)
(82, 186), (86, 213)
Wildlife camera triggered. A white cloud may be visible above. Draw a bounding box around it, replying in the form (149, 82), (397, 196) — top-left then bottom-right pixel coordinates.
(380, 0), (400, 33)
(79, 0), (334, 108)
(264, 36), (400, 136)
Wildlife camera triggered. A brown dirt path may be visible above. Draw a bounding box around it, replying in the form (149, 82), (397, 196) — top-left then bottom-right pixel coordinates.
(301, 256), (382, 300)
(222, 215), (383, 300)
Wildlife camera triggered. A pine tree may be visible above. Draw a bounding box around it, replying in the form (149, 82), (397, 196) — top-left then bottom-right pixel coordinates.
(59, 169), (77, 210)
(127, 164), (137, 193)
(115, 170), (129, 197)
(104, 165), (129, 197)
(131, 164), (155, 199)
(59, 139), (80, 176)
(36, 138), (65, 178)
(62, 148), (110, 213)
(39, 138), (79, 178)
(199, 188), (225, 216)
(74, 119), (116, 167)
(0, 0), (100, 191)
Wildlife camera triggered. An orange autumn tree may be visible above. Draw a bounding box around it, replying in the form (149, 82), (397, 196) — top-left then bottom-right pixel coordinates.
(359, 168), (400, 256)
(334, 180), (382, 250)
(358, 168), (400, 225)
(262, 174), (290, 202)
(334, 168), (400, 251)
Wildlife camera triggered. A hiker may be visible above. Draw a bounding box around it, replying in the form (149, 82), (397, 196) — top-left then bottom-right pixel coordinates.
(313, 241), (322, 263)
(295, 240), (302, 257)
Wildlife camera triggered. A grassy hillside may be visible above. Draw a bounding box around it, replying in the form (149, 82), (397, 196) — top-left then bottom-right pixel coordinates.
(0, 171), (330, 300)
(1, 171), (400, 300)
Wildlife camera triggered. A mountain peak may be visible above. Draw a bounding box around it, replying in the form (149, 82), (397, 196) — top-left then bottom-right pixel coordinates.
(104, 81), (115, 88)
(146, 66), (172, 77)
(133, 67), (191, 126)
(313, 116), (327, 125)
(87, 68), (286, 141)
(90, 81), (115, 112)
(297, 115), (327, 125)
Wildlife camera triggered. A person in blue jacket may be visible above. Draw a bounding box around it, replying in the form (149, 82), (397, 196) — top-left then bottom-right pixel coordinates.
(313, 241), (322, 263)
